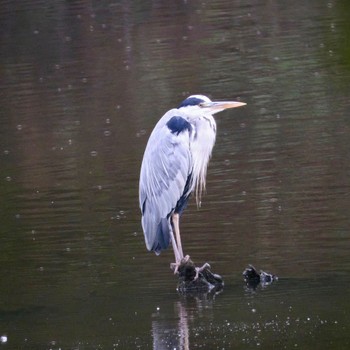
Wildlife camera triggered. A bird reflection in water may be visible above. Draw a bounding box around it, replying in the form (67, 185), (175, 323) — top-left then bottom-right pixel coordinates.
(151, 291), (220, 349)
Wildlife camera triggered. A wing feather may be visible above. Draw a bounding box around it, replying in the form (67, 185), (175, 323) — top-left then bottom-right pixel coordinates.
(139, 111), (192, 253)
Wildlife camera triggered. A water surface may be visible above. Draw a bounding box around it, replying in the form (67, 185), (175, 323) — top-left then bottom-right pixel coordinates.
(1, 0), (350, 349)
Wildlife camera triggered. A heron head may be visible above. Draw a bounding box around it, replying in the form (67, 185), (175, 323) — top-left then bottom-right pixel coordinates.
(178, 94), (246, 116)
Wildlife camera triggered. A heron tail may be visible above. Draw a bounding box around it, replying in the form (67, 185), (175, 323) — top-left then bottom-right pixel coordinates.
(154, 218), (171, 255)
(143, 216), (170, 255)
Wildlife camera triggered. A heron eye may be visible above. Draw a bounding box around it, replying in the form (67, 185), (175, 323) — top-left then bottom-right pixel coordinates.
(198, 102), (205, 107)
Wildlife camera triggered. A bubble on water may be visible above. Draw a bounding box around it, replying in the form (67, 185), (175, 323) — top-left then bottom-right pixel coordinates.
(136, 129), (146, 137)
(3, 150), (9, 155)
(15, 214), (21, 219)
(97, 185), (102, 190)
(90, 151), (98, 157)
(104, 130), (111, 137)
(16, 124), (23, 131)
(156, 307), (160, 311)
(106, 118), (111, 124)
(82, 77), (88, 83)
(5, 176), (11, 182)
(252, 308), (257, 313)
(0, 335), (7, 343)
(68, 139), (72, 145)
(39, 266), (44, 271)
(65, 36), (71, 42)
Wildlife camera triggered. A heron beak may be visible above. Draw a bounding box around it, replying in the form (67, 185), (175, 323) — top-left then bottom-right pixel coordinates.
(201, 101), (247, 113)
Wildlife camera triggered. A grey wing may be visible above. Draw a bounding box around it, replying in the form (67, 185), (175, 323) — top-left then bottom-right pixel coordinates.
(139, 122), (192, 254)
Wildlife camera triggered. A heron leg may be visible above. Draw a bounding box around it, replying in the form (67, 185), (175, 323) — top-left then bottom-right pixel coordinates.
(169, 229), (181, 265)
(172, 213), (184, 259)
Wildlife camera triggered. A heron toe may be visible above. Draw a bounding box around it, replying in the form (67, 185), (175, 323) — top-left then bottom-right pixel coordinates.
(170, 255), (191, 274)
(194, 263), (211, 280)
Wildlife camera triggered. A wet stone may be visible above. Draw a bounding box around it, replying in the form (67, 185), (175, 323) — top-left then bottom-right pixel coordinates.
(173, 258), (224, 293)
(243, 264), (278, 289)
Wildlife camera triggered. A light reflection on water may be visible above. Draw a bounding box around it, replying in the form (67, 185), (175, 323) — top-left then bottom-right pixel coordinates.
(1, 0), (350, 349)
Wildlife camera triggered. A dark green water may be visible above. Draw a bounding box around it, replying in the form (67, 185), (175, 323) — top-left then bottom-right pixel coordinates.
(1, 0), (350, 349)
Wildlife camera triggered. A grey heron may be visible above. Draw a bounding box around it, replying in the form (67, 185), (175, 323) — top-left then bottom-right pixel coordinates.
(139, 95), (246, 271)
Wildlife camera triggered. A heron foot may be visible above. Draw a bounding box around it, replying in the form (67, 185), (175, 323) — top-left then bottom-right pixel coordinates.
(194, 263), (211, 280)
(175, 258), (224, 293)
(170, 255), (191, 274)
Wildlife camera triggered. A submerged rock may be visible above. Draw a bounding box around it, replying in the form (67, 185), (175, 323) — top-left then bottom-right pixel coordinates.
(174, 258), (224, 293)
(243, 264), (278, 289)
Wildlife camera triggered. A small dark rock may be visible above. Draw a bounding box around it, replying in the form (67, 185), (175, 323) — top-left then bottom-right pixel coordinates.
(243, 264), (278, 289)
(175, 258), (224, 293)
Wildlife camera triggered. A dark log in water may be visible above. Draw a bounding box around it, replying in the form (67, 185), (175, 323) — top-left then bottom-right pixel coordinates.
(242, 264), (278, 289)
(172, 258), (224, 293)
